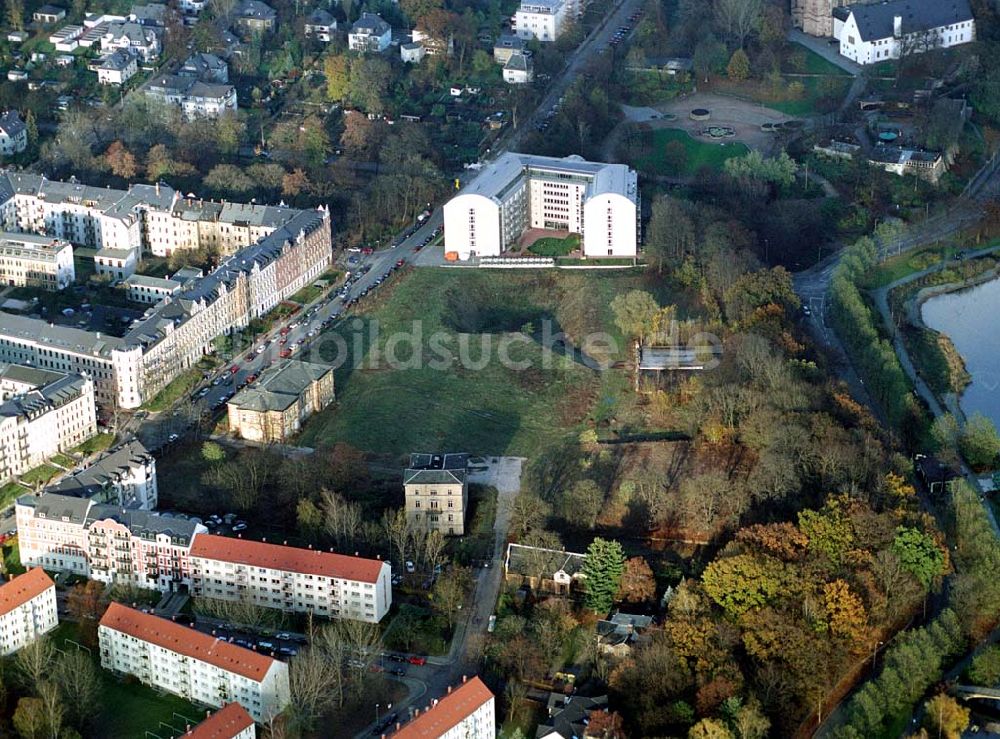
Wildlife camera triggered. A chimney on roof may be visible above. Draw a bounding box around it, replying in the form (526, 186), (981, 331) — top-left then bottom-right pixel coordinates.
(283, 540), (287, 545)
(447, 685), (452, 694)
(462, 674), (467, 683)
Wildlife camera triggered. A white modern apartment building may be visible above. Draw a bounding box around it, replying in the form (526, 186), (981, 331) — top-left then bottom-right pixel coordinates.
(16, 493), (204, 589)
(144, 74), (238, 120)
(99, 602), (290, 722)
(389, 676), (496, 739)
(443, 153), (639, 260)
(349, 13), (391, 52)
(189, 534), (392, 623)
(833, 0), (975, 64)
(0, 232), (73, 290)
(0, 568), (57, 655)
(47, 439), (158, 509)
(183, 703), (256, 739)
(514, 0), (567, 41)
(0, 370), (96, 483)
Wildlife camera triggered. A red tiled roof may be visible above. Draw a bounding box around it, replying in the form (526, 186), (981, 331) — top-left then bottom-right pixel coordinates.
(0, 568), (53, 616)
(390, 677), (494, 738)
(183, 703), (255, 738)
(99, 602), (277, 682)
(189, 534), (385, 584)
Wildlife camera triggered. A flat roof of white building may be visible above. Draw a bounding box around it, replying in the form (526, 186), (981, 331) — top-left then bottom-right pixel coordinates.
(458, 152), (636, 204)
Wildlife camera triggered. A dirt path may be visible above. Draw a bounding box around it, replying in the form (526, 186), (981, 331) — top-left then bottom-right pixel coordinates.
(603, 92), (799, 162)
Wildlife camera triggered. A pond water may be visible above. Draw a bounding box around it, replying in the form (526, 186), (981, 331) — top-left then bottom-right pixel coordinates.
(922, 277), (1000, 426)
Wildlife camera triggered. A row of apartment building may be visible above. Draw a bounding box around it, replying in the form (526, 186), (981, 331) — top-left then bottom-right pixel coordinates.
(16, 493), (392, 621)
(0, 175), (332, 408)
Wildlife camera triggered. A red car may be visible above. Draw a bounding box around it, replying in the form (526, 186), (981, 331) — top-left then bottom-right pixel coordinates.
(246, 374), (257, 384)
(229, 365), (239, 374)
(279, 348), (292, 358)
(361, 247), (374, 255)
(280, 326), (290, 336)
(407, 656), (426, 666)
(395, 259), (405, 268)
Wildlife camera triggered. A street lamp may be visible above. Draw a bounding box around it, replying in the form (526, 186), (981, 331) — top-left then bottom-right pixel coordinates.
(375, 703), (380, 724)
(871, 640), (884, 670)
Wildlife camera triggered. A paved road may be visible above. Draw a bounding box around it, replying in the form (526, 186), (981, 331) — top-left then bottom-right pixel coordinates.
(507, 0), (646, 151)
(354, 457), (523, 738)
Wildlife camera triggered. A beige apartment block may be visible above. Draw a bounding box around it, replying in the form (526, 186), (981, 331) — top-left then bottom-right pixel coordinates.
(0, 232), (74, 290)
(227, 360), (334, 443)
(404, 453), (469, 536)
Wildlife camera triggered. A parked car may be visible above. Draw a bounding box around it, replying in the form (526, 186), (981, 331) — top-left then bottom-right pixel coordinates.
(232, 522), (248, 532)
(405, 560), (415, 573)
(257, 640), (275, 650)
(229, 365), (240, 374)
(407, 656), (427, 666)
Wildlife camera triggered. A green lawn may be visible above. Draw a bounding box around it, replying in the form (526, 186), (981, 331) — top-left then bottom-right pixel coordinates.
(290, 283), (325, 304)
(73, 432), (116, 457)
(634, 128), (749, 177)
(528, 234), (580, 257)
(785, 43), (852, 76)
(51, 453), (76, 468)
(144, 368), (202, 412)
(765, 75), (853, 115)
(0, 482), (26, 513)
(21, 464), (59, 487)
(4, 539), (24, 575)
(298, 270), (647, 456)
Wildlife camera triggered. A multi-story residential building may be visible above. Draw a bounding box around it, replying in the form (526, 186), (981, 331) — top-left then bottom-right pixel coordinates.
(833, 0), (975, 64)
(46, 439), (158, 509)
(514, 0), (567, 42)
(100, 20), (161, 62)
(144, 73), (238, 119)
(226, 359), (334, 443)
(304, 9), (337, 42)
(0, 232), (73, 289)
(96, 49), (139, 86)
(87, 506), (205, 590)
(389, 676), (496, 739)
(189, 534), (392, 622)
(404, 453), (469, 536)
(0, 176), (332, 409)
(234, 0), (276, 34)
(0, 371), (96, 484)
(17, 493), (205, 589)
(0, 111), (27, 157)
(130, 3), (167, 27)
(349, 13), (391, 52)
(443, 152), (639, 260)
(400, 41), (425, 63)
(503, 52), (533, 84)
(15, 494), (93, 576)
(180, 52), (229, 83)
(182, 703), (256, 739)
(99, 603), (290, 722)
(0, 568), (58, 655)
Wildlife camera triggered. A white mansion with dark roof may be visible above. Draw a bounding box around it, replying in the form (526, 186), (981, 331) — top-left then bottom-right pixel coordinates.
(833, 0), (975, 64)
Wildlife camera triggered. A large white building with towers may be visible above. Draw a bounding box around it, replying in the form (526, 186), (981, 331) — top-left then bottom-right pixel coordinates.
(443, 153), (639, 260)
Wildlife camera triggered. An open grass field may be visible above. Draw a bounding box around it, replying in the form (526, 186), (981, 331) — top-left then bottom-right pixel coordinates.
(145, 367), (202, 412)
(299, 269), (662, 456)
(634, 128), (748, 177)
(528, 234), (580, 257)
(73, 432), (116, 456)
(765, 75), (853, 115)
(46, 621), (205, 739)
(784, 43), (852, 76)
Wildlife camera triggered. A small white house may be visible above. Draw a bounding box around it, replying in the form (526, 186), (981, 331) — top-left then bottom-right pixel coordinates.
(348, 12), (390, 53)
(833, 0), (975, 65)
(97, 49), (138, 85)
(304, 9), (337, 42)
(0, 111), (28, 157)
(503, 51), (534, 84)
(400, 41), (425, 63)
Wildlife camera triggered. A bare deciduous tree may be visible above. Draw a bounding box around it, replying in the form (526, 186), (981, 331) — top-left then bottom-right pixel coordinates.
(713, 0), (764, 48)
